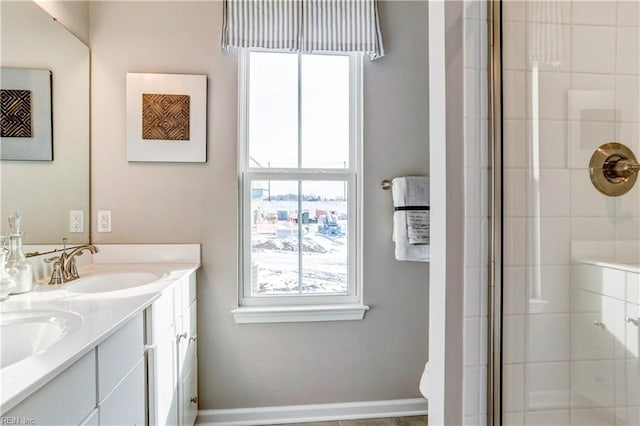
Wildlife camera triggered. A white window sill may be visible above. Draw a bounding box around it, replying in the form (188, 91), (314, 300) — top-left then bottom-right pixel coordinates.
(231, 304), (370, 324)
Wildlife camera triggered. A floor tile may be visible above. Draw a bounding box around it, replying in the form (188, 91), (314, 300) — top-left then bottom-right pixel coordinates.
(273, 416), (427, 426)
(339, 419), (398, 426)
(279, 423), (340, 426)
(395, 416), (428, 426)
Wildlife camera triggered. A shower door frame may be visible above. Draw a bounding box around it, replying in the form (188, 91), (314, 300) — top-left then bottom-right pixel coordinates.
(488, 0), (503, 425)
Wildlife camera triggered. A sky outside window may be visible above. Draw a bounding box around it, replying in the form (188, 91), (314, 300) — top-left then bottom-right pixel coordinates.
(248, 52), (350, 175)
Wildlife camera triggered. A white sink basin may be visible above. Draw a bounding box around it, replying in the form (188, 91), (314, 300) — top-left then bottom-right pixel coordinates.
(1, 310), (83, 369)
(65, 272), (160, 293)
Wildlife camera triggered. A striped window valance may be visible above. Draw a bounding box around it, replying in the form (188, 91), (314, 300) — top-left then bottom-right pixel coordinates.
(222, 0), (385, 60)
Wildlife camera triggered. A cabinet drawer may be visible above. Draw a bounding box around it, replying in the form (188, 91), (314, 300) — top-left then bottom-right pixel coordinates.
(99, 357), (145, 426)
(145, 286), (175, 344)
(6, 349), (96, 425)
(98, 312), (144, 401)
(573, 263), (626, 300)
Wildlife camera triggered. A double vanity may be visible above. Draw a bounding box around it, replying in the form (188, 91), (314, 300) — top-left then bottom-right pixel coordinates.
(1, 4), (200, 424)
(0, 244), (200, 426)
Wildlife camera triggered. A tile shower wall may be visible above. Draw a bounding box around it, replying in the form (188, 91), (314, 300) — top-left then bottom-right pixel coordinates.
(502, 1), (640, 425)
(463, 1), (489, 425)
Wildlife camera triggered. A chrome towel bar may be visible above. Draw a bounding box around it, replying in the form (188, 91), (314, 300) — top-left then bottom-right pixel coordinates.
(380, 179), (392, 190)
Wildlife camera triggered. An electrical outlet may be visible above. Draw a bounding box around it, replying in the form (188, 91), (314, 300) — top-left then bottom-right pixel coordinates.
(97, 210), (111, 232)
(70, 210), (84, 233)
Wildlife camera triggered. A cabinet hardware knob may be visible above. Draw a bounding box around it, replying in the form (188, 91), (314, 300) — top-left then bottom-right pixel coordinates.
(189, 335), (197, 343)
(190, 396), (198, 404)
(177, 332), (188, 340)
(593, 320), (605, 327)
(626, 316), (639, 326)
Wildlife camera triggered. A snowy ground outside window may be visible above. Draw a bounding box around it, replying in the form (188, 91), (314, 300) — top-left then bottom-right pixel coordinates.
(251, 200), (349, 295)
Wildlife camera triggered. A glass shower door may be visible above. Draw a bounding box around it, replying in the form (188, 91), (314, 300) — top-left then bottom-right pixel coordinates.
(500, 1), (640, 424)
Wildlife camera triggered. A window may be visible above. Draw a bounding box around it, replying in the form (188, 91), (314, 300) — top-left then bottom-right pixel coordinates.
(234, 49), (367, 323)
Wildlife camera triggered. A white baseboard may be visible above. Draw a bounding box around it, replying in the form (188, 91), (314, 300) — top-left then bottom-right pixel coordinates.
(196, 398), (428, 426)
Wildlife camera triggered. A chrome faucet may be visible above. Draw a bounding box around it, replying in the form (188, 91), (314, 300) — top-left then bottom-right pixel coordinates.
(62, 244), (99, 281)
(46, 239), (99, 285)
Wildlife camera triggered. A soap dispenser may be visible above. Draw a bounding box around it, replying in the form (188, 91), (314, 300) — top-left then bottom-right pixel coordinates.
(6, 213), (33, 294)
(0, 248), (17, 300)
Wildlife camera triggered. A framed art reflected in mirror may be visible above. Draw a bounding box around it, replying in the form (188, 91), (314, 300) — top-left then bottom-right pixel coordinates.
(0, 68), (53, 161)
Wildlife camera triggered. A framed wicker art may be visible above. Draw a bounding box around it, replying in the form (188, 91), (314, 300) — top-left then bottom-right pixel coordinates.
(126, 73), (207, 162)
(0, 68), (53, 161)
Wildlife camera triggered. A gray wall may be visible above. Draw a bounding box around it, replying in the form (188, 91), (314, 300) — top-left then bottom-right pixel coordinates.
(89, 0), (429, 409)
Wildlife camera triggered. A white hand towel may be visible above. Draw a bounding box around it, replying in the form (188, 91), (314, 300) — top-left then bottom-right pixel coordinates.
(392, 176), (430, 262)
(419, 362), (430, 399)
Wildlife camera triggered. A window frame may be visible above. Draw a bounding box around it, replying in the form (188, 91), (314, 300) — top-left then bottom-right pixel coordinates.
(236, 48), (365, 319)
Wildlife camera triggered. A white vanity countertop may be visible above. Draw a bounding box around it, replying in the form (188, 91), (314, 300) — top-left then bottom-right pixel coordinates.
(0, 244), (200, 414)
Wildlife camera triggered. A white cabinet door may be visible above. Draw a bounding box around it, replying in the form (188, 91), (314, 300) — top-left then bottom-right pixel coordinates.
(186, 302), (197, 371)
(178, 302), (197, 375)
(99, 358), (146, 426)
(571, 290), (624, 420)
(147, 271), (198, 426)
(178, 300), (197, 426)
(621, 302), (640, 425)
(148, 325), (179, 426)
(181, 361), (198, 426)
(98, 312), (144, 401)
(146, 286), (176, 344)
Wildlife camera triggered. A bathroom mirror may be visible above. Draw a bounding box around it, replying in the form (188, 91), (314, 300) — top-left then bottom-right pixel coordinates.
(0, 0), (90, 244)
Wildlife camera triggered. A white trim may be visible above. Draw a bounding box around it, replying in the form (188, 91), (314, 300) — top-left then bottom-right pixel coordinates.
(428, 2), (466, 424)
(196, 398), (428, 426)
(231, 303), (369, 324)
(237, 49), (364, 311)
(352, 52), (364, 307)
(427, 2), (447, 425)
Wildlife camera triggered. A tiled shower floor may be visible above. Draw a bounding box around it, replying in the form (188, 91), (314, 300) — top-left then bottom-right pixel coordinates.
(280, 416), (428, 426)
